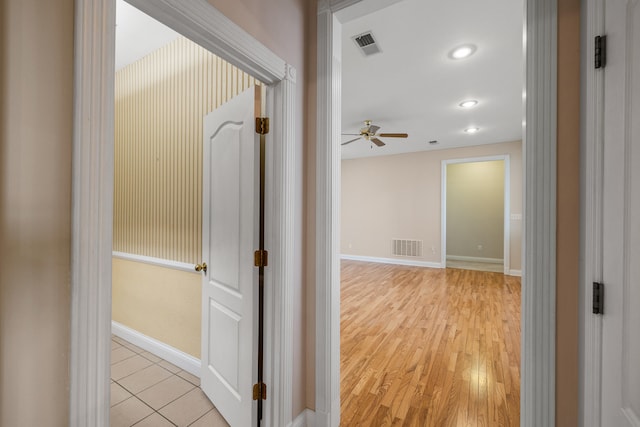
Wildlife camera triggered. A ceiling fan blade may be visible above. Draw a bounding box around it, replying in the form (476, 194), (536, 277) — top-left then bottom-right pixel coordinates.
(371, 137), (385, 147)
(368, 125), (380, 135)
(341, 137), (361, 146)
(341, 133), (361, 136)
(378, 133), (408, 138)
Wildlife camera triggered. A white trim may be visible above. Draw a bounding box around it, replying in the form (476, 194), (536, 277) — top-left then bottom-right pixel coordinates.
(316, 1), (557, 427)
(447, 255), (504, 264)
(290, 409), (315, 427)
(441, 154), (511, 274)
(71, 1), (295, 426)
(509, 269), (523, 277)
(580, 0), (604, 425)
(341, 254), (442, 269)
(316, 9), (342, 427)
(112, 251), (197, 273)
(69, 1), (115, 426)
(521, 0), (558, 424)
(111, 321), (201, 376)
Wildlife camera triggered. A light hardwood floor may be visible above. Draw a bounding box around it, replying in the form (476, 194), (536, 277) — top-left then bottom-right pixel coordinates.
(340, 260), (521, 426)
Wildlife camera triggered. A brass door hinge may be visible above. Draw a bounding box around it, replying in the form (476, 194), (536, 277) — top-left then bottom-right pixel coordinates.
(255, 117), (270, 135)
(254, 250), (268, 267)
(253, 382), (267, 400)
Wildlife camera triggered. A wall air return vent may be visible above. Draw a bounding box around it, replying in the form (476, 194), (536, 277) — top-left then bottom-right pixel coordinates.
(392, 239), (423, 257)
(352, 31), (382, 56)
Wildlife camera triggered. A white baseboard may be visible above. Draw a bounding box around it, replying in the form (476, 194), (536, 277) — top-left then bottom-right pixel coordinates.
(111, 321), (201, 377)
(290, 409), (315, 427)
(446, 255), (504, 264)
(340, 254), (442, 269)
(508, 269), (522, 277)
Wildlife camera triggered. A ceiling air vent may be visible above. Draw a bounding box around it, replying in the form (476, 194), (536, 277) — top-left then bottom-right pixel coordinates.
(352, 31), (382, 56)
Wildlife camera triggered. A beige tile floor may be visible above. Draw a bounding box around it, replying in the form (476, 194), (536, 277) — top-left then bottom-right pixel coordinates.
(111, 335), (229, 427)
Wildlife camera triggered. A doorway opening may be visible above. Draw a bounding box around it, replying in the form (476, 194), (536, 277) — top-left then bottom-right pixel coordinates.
(442, 156), (516, 275)
(336, 1), (523, 422)
(70, 0), (297, 425)
(318, 0), (558, 425)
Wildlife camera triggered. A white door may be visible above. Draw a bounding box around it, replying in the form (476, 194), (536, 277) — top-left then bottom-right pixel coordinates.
(201, 86), (261, 427)
(600, 1), (640, 425)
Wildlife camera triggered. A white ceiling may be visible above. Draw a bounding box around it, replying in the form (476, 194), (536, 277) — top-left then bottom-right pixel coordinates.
(115, 0), (180, 71)
(115, 0), (523, 160)
(339, 0), (524, 159)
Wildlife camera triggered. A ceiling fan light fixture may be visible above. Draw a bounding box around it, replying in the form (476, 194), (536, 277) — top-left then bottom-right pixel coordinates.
(449, 44), (476, 60)
(459, 100), (478, 108)
(464, 127), (480, 134)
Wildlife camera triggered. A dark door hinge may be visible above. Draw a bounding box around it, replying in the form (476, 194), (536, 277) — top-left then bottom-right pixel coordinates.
(593, 282), (604, 314)
(254, 250), (268, 267)
(255, 117), (270, 135)
(595, 35), (607, 69)
(253, 382), (267, 400)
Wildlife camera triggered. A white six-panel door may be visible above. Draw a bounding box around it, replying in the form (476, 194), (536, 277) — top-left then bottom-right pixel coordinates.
(201, 86), (260, 427)
(601, 1), (640, 425)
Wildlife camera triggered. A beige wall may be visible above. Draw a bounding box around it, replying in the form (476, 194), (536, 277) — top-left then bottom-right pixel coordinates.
(0, 0), (74, 425)
(112, 259), (202, 357)
(447, 160), (505, 260)
(556, 0), (580, 423)
(341, 142), (522, 270)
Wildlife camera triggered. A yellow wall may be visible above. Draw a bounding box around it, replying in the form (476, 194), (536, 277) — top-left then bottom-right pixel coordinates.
(112, 258), (202, 357)
(341, 142), (522, 270)
(114, 36), (260, 264)
(447, 160), (505, 260)
(0, 0), (74, 425)
(113, 37), (262, 358)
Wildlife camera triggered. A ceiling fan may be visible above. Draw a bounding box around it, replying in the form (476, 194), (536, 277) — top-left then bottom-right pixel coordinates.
(341, 120), (408, 147)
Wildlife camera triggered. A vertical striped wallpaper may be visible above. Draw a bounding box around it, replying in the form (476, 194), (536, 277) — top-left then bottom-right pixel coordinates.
(114, 37), (261, 263)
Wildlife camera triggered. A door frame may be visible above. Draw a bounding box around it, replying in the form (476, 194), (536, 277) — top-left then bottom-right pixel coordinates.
(69, 1), (297, 426)
(316, 1), (558, 426)
(441, 155), (512, 274)
(581, 0), (604, 424)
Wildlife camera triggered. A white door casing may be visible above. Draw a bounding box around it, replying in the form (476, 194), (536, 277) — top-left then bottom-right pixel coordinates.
(70, 1), (297, 426)
(599, 0), (640, 425)
(201, 86), (261, 427)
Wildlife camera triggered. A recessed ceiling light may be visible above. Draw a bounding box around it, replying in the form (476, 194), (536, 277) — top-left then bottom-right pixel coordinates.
(459, 100), (478, 108)
(449, 44), (476, 59)
(464, 127), (480, 134)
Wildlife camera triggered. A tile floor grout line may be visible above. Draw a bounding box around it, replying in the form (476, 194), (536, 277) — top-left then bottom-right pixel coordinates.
(111, 336), (224, 427)
(186, 408), (214, 427)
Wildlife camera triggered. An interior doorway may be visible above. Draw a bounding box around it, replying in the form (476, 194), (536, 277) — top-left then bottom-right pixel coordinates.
(319, 0), (559, 425)
(442, 156), (513, 274)
(70, 0), (297, 425)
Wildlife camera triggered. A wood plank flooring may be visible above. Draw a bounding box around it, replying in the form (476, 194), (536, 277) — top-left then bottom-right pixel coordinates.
(340, 260), (521, 426)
